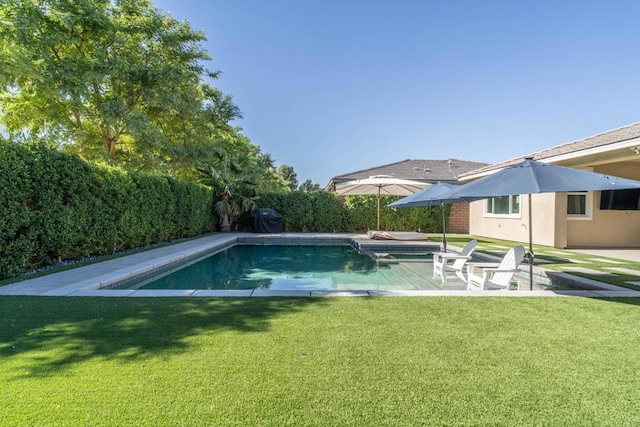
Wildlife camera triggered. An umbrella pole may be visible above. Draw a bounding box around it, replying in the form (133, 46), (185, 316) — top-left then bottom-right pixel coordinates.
(528, 193), (534, 290)
(441, 203), (447, 252)
(377, 188), (381, 231)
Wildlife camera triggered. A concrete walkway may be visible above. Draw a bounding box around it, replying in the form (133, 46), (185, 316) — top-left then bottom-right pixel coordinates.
(568, 248), (640, 263)
(1, 233), (639, 298)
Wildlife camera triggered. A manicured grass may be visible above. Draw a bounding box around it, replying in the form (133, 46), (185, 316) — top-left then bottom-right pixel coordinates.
(2, 296), (640, 426)
(441, 234), (640, 290)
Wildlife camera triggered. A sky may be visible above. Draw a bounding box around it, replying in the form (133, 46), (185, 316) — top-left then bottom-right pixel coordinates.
(152, 0), (640, 186)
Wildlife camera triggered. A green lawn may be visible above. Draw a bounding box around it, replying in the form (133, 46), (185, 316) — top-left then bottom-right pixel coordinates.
(2, 296), (640, 426)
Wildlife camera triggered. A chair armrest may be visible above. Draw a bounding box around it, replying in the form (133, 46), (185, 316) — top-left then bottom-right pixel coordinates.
(433, 251), (469, 257)
(466, 262), (498, 274)
(467, 264), (519, 281)
(482, 267), (521, 274)
(466, 262), (499, 267)
(437, 254), (472, 261)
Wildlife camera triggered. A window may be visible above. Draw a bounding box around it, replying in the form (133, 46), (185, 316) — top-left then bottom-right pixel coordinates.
(567, 191), (591, 219)
(600, 189), (640, 210)
(485, 195), (520, 217)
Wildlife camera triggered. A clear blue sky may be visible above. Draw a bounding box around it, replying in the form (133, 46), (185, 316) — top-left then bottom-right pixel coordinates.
(152, 0), (640, 186)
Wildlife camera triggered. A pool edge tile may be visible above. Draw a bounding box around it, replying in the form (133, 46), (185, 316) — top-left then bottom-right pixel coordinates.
(251, 290), (312, 297)
(130, 289), (197, 297)
(191, 290), (253, 297)
(310, 290), (370, 297)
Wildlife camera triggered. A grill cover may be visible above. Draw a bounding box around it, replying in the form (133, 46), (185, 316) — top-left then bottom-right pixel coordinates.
(252, 208), (283, 233)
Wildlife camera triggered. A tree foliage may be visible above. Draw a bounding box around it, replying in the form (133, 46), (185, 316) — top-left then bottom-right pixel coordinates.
(0, 0), (311, 242)
(0, 0), (248, 175)
(299, 179), (321, 192)
(277, 164), (298, 191)
(198, 148), (258, 232)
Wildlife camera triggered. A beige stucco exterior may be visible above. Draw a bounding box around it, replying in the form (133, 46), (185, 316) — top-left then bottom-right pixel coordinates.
(565, 161), (640, 247)
(469, 193), (561, 247)
(468, 159), (640, 248)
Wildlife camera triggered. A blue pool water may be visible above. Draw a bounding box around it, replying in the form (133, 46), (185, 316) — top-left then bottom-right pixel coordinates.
(127, 245), (466, 291)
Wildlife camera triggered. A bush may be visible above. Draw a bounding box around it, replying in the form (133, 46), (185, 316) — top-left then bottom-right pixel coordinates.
(253, 191), (444, 233)
(0, 140), (214, 279)
(0, 138), (450, 279)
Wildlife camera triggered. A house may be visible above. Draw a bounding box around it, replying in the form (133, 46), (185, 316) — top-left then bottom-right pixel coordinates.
(460, 122), (640, 248)
(327, 159), (488, 233)
(326, 158), (489, 188)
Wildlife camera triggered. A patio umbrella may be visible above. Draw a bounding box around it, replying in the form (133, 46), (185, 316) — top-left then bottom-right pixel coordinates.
(440, 158), (640, 289)
(387, 182), (482, 252)
(335, 175), (429, 231)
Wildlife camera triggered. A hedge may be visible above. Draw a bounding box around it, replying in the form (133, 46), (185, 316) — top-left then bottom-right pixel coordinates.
(0, 141), (214, 279)
(0, 140), (450, 280)
(252, 192), (444, 233)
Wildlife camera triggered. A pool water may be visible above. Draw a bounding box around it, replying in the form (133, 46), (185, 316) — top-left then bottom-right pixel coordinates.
(128, 245), (466, 291)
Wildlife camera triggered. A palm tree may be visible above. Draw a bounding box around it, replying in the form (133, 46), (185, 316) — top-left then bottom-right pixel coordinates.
(199, 150), (257, 232)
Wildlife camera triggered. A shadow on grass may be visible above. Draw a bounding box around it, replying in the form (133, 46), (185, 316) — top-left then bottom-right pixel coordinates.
(0, 296), (326, 378)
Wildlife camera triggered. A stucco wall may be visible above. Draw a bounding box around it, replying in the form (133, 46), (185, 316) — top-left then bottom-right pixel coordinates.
(566, 162), (640, 247)
(595, 162), (640, 179)
(468, 193), (560, 247)
(567, 205), (640, 247)
(468, 161), (640, 248)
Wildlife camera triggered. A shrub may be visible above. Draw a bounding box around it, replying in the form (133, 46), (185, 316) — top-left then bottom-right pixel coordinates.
(0, 140), (214, 279)
(0, 138), (450, 279)
(253, 191), (445, 233)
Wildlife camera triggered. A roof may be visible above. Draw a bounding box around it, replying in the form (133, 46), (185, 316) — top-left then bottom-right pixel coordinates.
(460, 122), (640, 179)
(326, 159), (489, 190)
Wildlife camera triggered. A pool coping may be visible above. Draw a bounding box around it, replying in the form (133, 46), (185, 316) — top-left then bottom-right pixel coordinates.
(1, 232), (638, 298)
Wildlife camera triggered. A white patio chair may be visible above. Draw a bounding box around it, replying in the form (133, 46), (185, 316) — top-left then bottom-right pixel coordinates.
(432, 239), (477, 283)
(466, 245), (525, 290)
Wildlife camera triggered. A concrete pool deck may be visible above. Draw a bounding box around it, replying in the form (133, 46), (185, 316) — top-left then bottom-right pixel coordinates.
(1, 233), (639, 298)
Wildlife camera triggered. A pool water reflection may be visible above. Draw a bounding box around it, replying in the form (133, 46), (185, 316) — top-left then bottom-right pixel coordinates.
(127, 245), (467, 291)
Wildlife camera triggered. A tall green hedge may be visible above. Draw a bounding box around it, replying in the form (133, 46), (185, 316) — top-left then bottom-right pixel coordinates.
(0, 139), (450, 280)
(253, 192), (444, 233)
(0, 141), (214, 279)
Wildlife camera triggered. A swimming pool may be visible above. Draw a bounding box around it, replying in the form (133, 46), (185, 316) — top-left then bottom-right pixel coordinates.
(124, 244), (468, 291)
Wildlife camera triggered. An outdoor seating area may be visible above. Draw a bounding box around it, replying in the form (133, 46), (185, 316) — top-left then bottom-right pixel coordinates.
(466, 245), (526, 290)
(430, 241), (531, 291)
(432, 239), (477, 283)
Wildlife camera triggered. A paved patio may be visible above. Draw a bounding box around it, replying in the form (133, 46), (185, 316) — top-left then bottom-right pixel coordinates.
(0, 233), (639, 298)
(568, 248), (640, 263)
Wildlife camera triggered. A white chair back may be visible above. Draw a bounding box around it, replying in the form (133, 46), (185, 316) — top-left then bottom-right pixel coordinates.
(451, 239), (477, 270)
(488, 245), (525, 288)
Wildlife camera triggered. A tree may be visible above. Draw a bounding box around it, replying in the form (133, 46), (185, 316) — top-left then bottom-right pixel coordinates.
(277, 165), (298, 191)
(0, 0), (234, 172)
(199, 149), (257, 232)
(254, 152), (290, 194)
(167, 85), (243, 179)
(299, 179), (321, 192)
(0, 0), (293, 205)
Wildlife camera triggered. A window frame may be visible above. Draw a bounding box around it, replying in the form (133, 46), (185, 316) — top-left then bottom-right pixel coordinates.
(567, 191), (592, 220)
(484, 195), (521, 218)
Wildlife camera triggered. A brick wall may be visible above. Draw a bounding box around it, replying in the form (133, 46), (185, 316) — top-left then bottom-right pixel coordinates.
(448, 203), (469, 233)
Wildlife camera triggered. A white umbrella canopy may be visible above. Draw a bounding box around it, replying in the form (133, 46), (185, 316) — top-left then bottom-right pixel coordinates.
(335, 175), (429, 230)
